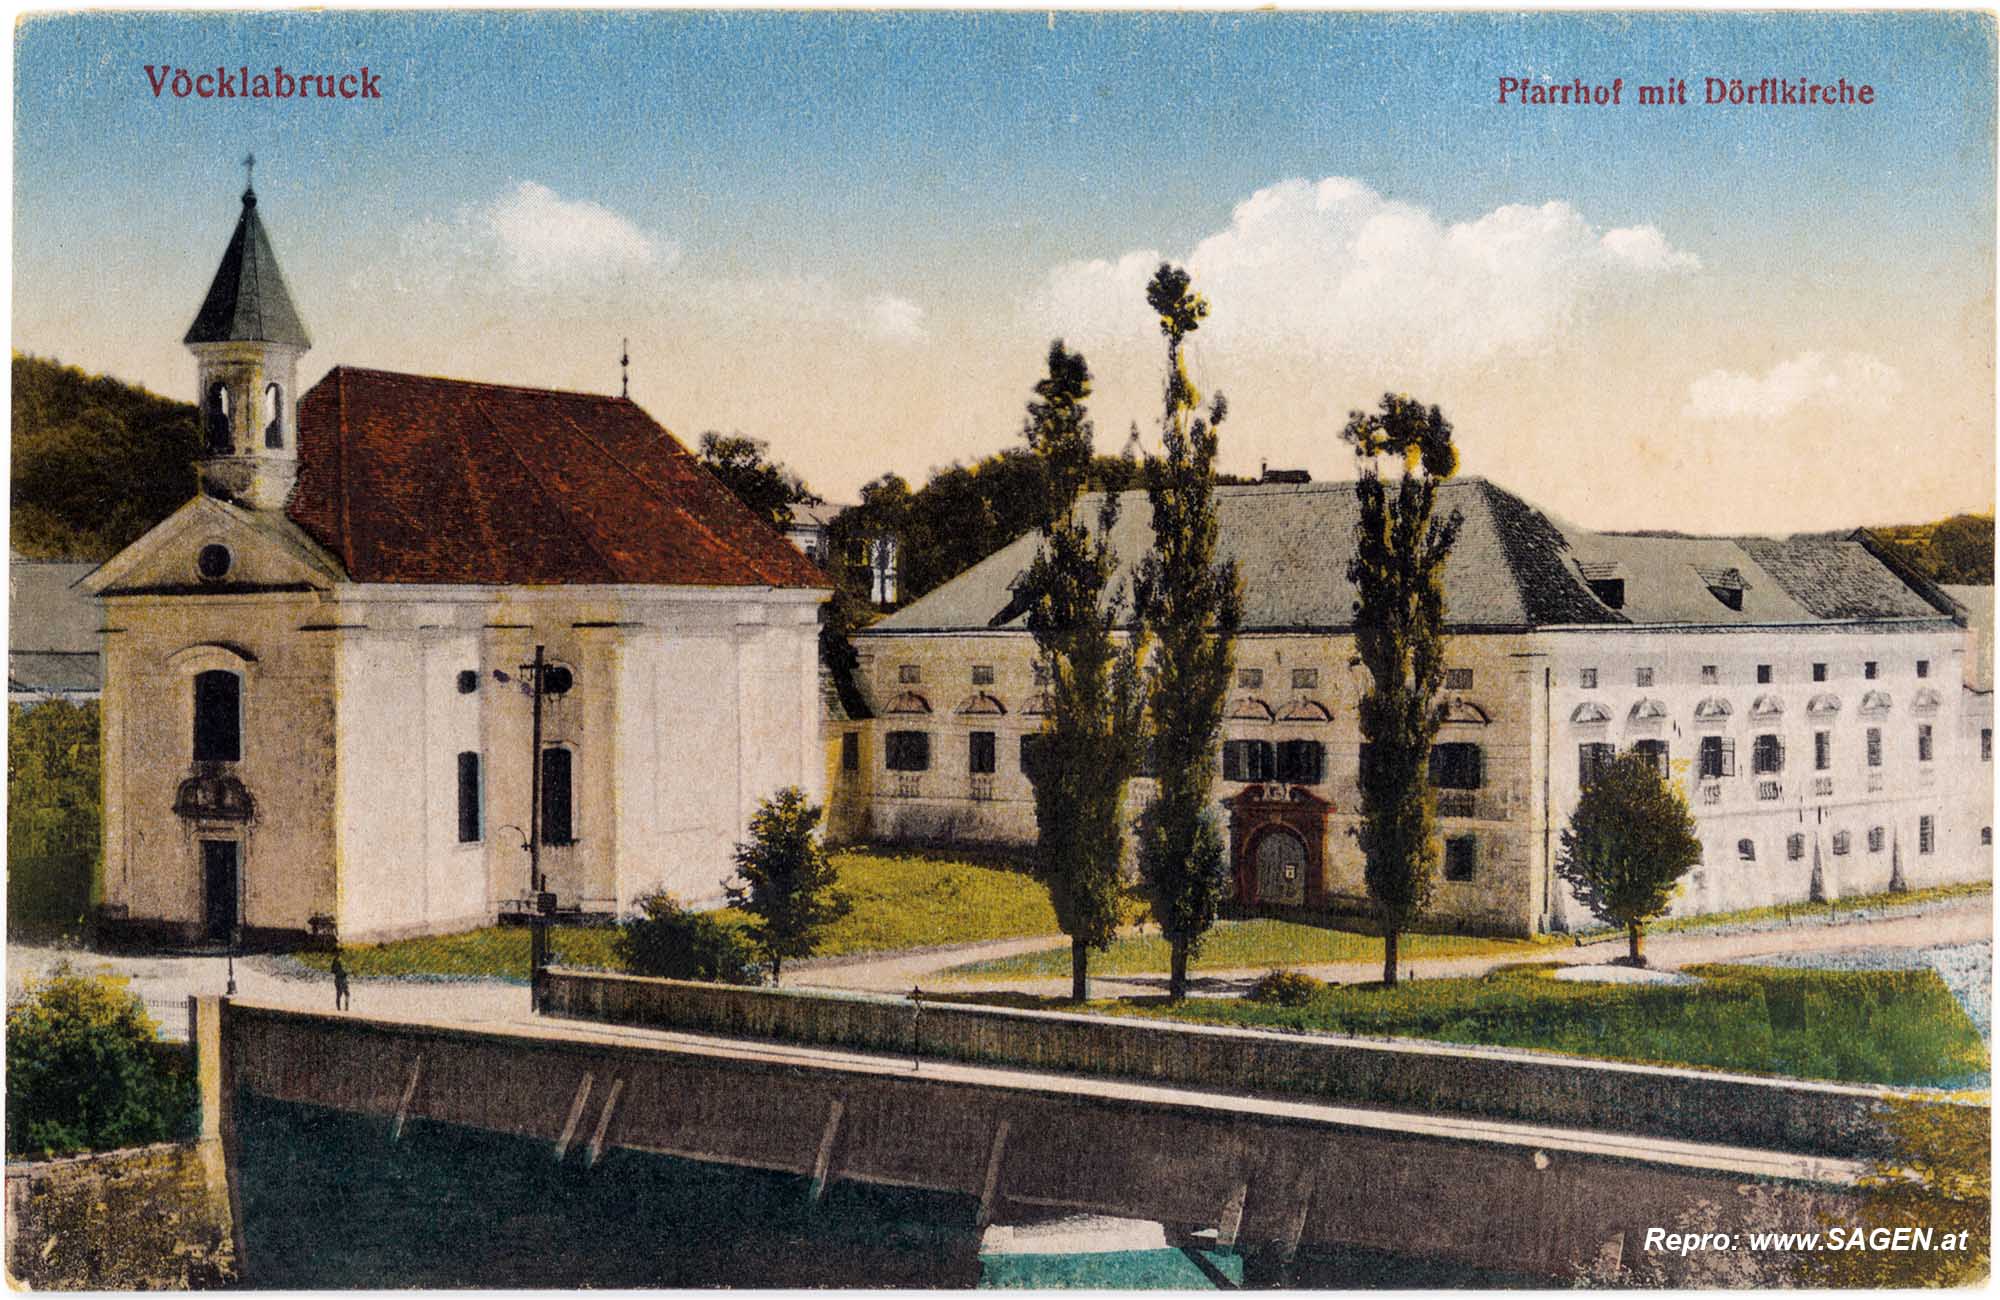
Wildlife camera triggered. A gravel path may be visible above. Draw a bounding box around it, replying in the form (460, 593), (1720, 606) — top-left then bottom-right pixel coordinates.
(796, 896), (1995, 1000)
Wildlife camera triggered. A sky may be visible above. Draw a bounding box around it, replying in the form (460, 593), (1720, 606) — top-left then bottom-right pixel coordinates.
(13, 10), (1996, 534)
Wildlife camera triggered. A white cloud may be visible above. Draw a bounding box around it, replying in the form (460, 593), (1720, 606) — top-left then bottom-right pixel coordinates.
(864, 293), (927, 343)
(1029, 177), (1701, 369)
(1684, 351), (1903, 422)
(484, 181), (671, 285)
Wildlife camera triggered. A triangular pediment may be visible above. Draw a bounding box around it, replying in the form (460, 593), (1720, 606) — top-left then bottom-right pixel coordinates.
(82, 495), (346, 597)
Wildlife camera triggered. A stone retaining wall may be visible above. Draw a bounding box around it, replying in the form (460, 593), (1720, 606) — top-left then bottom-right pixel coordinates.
(4, 1139), (236, 1290)
(541, 968), (1976, 1160)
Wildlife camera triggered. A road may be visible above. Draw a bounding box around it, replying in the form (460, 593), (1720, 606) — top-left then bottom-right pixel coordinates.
(7, 895), (1987, 1020)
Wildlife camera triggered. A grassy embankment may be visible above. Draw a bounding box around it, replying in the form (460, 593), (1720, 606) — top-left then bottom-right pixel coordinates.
(292, 846), (1060, 980)
(946, 962), (1990, 1089)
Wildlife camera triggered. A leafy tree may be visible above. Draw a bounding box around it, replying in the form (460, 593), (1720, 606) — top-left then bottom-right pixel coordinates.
(1342, 394), (1463, 988)
(7, 966), (196, 1157)
(1807, 1095), (1990, 1288)
(11, 354), (202, 560)
(1556, 751), (1701, 965)
(1132, 264), (1242, 1003)
(725, 787), (851, 984)
(8, 701), (101, 939)
(696, 431), (819, 529)
(1019, 340), (1148, 1002)
(614, 892), (763, 984)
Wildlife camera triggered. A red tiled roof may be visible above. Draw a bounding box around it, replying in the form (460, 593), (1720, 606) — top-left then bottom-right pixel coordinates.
(288, 367), (830, 589)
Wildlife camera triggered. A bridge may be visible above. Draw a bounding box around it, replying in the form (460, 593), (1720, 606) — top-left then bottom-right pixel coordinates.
(193, 988), (1913, 1284)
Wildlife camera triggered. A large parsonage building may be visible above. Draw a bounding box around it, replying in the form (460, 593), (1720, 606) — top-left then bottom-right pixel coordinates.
(827, 478), (1991, 936)
(85, 184), (829, 947)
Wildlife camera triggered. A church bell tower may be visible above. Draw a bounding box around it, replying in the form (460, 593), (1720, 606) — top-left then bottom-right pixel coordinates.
(185, 158), (312, 510)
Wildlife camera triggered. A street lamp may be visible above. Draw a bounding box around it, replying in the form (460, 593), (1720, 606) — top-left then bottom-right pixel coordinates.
(497, 646), (571, 1012)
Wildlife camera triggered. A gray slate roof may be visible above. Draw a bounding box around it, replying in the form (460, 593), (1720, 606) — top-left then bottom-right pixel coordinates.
(184, 189), (311, 349)
(867, 478), (1950, 636)
(9, 560), (101, 695)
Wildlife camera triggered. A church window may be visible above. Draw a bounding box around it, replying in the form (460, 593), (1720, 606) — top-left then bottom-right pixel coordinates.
(264, 383), (285, 449)
(457, 752), (482, 844)
(1787, 834), (1805, 861)
(1920, 815), (1935, 854)
(1867, 826), (1885, 854)
(969, 731), (996, 775)
(193, 670), (242, 763)
(457, 670), (479, 694)
(1737, 839), (1756, 862)
(204, 381), (233, 453)
(196, 544), (233, 582)
(540, 747), (574, 845)
(885, 731), (931, 772)
(1832, 831), (1851, 856)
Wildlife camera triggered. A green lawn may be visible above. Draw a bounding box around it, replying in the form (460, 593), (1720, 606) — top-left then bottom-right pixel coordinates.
(293, 846), (1058, 979)
(1078, 963), (1989, 1088)
(1583, 879), (1992, 941)
(941, 917), (1551, 982)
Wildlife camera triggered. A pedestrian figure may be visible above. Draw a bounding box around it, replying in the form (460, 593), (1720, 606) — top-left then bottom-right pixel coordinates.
(331, 953), (350, 1011)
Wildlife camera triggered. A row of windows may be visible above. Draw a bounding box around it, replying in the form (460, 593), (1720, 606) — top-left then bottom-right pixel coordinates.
(1747, 816), (1937, 863)
(1580, 659), (1927, 690)
(871, 729), (1490, 793)
(452, 748), (574, 846)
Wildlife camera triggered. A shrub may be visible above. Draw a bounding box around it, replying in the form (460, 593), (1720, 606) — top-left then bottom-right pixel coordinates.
(1247, 968), (1325, 1007)
(8, 700), (101, 939)
(6, 966), (195, 1158)
(614, 893), (763, 985)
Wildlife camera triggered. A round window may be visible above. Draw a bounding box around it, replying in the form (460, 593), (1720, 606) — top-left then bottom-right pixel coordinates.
(542, 665), (575, 696)
(196, 544), (233, 582)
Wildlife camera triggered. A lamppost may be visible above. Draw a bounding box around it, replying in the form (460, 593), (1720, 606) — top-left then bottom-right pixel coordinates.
(496, 645), (571, 1012)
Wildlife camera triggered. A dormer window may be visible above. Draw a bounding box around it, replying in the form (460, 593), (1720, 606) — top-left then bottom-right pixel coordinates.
(1577, 560), (1624, 610)
(1696, 565), (1749, 612)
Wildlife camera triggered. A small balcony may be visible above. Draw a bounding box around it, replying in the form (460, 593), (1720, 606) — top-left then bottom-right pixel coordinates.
(1811, 776), (1833, 798)
(969, 774), (996, 802)
(1699, 783), (1722, 806)
(1437, 790), (1477, 820)
(1756, 780), (1782, 802)
(1866, 771), (1885, 792)
(893, 774), (923, 799)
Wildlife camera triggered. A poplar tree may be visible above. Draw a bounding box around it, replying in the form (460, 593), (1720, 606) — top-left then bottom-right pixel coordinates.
(1133, 265), (1242, 1004)
(1342, 395), (1462, 987)
(1019, 340), (1147, 1002)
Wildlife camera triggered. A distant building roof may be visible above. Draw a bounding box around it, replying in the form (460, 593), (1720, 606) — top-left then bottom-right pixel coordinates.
(866, 478), (1954, 636)
(1943, 584), (1993, 691)
(788, 502), (849, 530)
(286, 367), (831, 589)
(184, 188), (312, 350)
(9, 560), (101, 697)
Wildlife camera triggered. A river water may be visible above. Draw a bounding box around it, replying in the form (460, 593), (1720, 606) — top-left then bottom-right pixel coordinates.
(233, 1094), (1547, 1289)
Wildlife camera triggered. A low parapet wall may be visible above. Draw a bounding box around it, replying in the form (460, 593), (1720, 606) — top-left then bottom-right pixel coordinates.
(541, 968), (1975, 1160)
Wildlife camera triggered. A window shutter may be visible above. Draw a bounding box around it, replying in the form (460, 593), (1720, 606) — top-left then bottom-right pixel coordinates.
(1468, 745), (1484, 789)
(1775, 737), (1786, 773)
(1721, 737), (1737, 777)
(1223, 742), (1244, 783)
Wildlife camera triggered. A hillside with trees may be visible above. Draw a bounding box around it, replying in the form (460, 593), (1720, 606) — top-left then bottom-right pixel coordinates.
(12, 354), (201, 561)
(1871, 514), (1994, 586)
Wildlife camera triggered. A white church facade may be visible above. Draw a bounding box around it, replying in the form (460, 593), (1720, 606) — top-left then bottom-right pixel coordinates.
(87, 181), (829, 947)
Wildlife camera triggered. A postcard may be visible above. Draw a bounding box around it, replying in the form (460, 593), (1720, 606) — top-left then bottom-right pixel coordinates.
(6, 8), (1993, 1291)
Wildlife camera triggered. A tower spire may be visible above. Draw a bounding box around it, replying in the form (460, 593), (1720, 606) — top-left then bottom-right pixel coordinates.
(243, 152), (255, 198)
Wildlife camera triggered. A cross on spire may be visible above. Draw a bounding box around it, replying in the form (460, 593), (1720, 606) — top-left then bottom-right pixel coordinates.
(620, 337), (630, 399)
(243, 152), (255, 194)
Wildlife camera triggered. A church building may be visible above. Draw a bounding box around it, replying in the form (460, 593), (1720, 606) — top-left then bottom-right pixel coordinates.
(86, 180), (830, 947)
